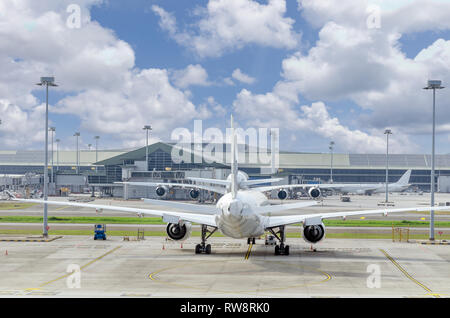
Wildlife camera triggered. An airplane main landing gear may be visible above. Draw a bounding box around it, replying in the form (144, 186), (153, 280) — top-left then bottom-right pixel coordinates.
(195, 243), (211, 254)
(247, 237), (256, 245)
(195, 225), (217, 255)
(268, 226), (290, 255)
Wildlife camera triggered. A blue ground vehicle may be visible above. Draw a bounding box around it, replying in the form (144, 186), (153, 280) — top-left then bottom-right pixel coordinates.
(94, 224), (106, 240)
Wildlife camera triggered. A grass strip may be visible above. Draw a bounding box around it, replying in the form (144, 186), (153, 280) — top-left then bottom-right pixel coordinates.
(0, 203), (37, 210)
(1, 229), (449, 240)
(1, 216), (450, 228)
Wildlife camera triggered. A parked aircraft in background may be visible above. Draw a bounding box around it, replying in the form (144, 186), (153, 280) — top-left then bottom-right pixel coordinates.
(118, 168), (411, 201)
(256, 169), (412, 199)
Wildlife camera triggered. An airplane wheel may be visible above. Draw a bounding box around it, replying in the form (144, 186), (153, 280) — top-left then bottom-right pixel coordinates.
(195, 244), (201, 254)
(285, 245), (290, 255)
(252, 238), (256, 244)
(274, 245), (280, 255)
(205, 244), (211, 254)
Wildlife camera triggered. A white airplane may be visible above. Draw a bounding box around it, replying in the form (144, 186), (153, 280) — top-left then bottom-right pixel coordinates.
(12, 118), (448, 255)
(255, 169), (412, 199)
(117, 168), (411, 201)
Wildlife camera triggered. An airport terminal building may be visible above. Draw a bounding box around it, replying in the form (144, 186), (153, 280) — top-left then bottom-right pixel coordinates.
(1, 142), (450, 197)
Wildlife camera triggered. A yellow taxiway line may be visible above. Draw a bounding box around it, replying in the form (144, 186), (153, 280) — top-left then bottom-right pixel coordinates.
(380, 249), (440, 298)
(37, 245), (122, 289)
(244, 244), (253, 260)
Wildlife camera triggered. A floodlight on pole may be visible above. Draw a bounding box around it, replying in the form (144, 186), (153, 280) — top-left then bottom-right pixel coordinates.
(423, 80), (445, 241)
(143, 125), (152, 171)
(36, 77), (58, 238)
(74, 132), (80, 174)
(329, 141), (335, 183)
(384, 129), (392, 203)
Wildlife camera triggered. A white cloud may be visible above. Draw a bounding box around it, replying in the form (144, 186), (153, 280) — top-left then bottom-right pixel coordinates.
(171, 64), (211, 89)
(228, 0), (450, 153)
(223, 77), (235, 86)
(0, 0), (216, 149)
(0, 100), (46, 148)
(54, 69), (202, 142)
(233, 91), (416, 153)
(152, 0), (300, 58)
(232, 69), (256, 84)
(278, 0), (450, 135)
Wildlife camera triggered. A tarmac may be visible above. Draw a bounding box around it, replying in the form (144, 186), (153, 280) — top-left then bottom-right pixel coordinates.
(0, 235), (449, 298)
(0, 192), (449, 298)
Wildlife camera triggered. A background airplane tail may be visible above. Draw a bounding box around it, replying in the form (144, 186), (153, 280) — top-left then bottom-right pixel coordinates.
(397, 169), (412, 185)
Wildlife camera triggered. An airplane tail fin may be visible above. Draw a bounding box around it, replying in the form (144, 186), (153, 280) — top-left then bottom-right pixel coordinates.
(230, 115), (238, 199)
(397, 169), (412, 185)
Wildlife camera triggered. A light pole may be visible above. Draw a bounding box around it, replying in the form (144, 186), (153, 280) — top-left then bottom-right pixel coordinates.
(55, 139), (60, 172)
(94, 136), (100, 172)
(94, 136), (100, 162)
(74, 132), (80, 174)
(49, 127), (55, 185)
(384, 129), (392, 203)
(329, 141), (335, 183)
(36, 77), (58, 238)
(423, 80), (445, 241)
(143, 125), (152, 171)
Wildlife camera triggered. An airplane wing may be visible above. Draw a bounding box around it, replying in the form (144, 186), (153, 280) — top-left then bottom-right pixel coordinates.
(12, 198), (217, 227)
(266, 205), (450, 228)
(253, 201), (317, 215)
(185, 177), (285, 188)
(115, 181), (227, 195)
(253, 184), (311, 192)
(145, 198), (317, 216)
(242, 178), (284, 186)
(142, 198), (220, 214)
(186, 177), (230, 186)
(254, 183), (376, 192)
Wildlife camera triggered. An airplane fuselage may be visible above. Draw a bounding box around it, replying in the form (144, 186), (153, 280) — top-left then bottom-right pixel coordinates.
(329, 183), (409, 194)
(214, 190), (269, 239)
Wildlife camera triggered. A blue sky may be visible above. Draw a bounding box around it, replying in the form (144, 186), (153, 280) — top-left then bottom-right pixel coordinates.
(1, 0), (450, 154)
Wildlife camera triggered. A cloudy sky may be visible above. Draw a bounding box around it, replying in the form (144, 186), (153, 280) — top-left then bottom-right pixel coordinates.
(0, 0), (449, 154)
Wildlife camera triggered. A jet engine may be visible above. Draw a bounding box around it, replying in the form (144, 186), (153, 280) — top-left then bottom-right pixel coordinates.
(308, 187), (321, 199)
(166, 222), (192, 241)
(155, 186), (169, 198)
(277, 189), (288, 200)
(189, 188), (200, 199)
(302, 223), (326, 244)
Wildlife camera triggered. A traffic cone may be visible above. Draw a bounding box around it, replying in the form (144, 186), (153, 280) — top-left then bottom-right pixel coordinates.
(162, 244), (165, 250)
(5, 250), (8, 256)
(181, 243), (183, 249)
